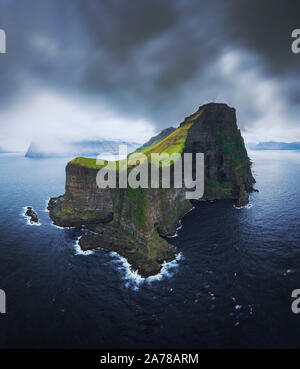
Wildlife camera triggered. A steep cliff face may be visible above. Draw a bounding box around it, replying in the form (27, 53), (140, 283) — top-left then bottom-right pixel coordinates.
(48, 164), (113, 227)
(48, 103), (255, 277)
(183, 103), (255, 205)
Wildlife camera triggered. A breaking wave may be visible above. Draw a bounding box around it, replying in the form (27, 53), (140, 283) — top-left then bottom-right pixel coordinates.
(233, 203), (253, 210)
(110, 251), (183, 290)
(74, 236), (94, 256)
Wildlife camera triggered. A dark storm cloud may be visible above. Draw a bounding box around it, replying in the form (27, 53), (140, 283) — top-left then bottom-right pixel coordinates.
(224, 0), (300, 117)
(226, 0), (300, 75)
(78, 0), (179, 59)
(0, 0), (228, 118)
(73, 0), (230, 122)
(0, 0), (299, 149)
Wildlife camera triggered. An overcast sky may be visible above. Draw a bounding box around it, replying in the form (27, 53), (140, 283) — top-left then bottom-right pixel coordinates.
(0, 0), (299, 152)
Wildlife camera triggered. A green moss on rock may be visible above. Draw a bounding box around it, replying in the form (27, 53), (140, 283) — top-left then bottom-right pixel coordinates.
(216, 133), (247, 169)
(126, 187), (148, 228)
(205, 179), (233, 197)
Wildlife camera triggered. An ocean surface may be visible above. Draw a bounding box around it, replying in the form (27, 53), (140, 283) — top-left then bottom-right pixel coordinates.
(1, 150), (300, 349)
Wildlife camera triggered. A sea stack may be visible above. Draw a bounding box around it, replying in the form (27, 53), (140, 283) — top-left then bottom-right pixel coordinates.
(48, 103), (255, 277)
(25, 207), (39, 224)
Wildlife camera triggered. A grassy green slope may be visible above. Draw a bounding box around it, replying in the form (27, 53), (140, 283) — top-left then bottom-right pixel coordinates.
(69, 114), (200, 169)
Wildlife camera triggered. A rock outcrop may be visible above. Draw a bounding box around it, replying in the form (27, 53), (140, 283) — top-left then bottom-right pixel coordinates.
(25, 206), (39, 224)
(48, 103), (255, 277)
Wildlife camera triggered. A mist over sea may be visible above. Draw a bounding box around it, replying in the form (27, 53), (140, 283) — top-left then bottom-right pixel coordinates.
(1, 150), (300, 348)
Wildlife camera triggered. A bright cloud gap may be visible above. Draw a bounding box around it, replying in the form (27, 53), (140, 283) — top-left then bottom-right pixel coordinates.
(0, 90), (156, 153)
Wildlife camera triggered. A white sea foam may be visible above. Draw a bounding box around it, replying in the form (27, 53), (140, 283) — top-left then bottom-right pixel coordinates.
(45, 199), (50, 213)
(74, 236), (94, 256)
(110, 251), (183, 289)
(167, 233), (178, 239)
(283, 268), (294, 276)
(51, 223), (65, 229)
(167, 219), (183, 238)
(186, 206), (196, 214)
(209, 291), (216, 300)
(233, 203), (253, 210)
(147, 253), (183, 283)
(50, 223), (75, 230)
(21, 206), (41, 226)
(111, 252), (145, 286)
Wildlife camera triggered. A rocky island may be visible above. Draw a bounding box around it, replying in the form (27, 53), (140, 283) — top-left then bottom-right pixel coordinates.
(48, 103), (255, 277)
(25, 207), (39, 224)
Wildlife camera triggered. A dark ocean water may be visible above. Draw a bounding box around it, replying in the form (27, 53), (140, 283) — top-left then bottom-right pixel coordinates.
(1, 150), (300, 349)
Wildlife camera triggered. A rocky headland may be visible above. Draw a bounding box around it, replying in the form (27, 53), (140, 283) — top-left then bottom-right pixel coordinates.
(48, 103), (255, 277)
